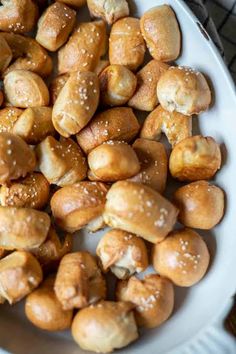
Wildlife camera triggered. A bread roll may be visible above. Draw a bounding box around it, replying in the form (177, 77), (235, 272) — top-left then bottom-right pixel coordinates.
(157, 66), (211, 115)
(50, 74), (69, 104)
(128, 60), (169, 111)
(56, 0), (86, 8)
(55, 251), (106, 310)
(116, 274), (174, 328)
(37, 136), (87, 186)
(76, 107), (140, 154)
(4, 70), (49, 108)
(153, 228), (210, 287)
(0, 107), (23, 133)
(36, 2), (76, 51)
(109, 17), (146, 71)
(0, 206), (50, 250)
(52, 71), (99, 137)
(173, 180), (225, 229)
(140, 105), (192, 147)
(25, 276), (73, 331)
(0, 251), (42, 304)
(88, 0), (129, 24)
(0, 132), (36, 184)
(99, 65), (137, 106)
(58, 20), (106, 74)
(94, 59), (109, 76)
(71, 301), (138, 353)
(88, 141), (140, 182)
(104, 181), (178, 243)
(129, 138), (167, 194)
(51, 181), (109, 232)
(0, 36), (12, 73)
(169, 135), (221, 181)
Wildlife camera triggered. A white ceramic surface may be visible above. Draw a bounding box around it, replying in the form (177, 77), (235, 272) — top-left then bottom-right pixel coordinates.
(1, 1), (236, 353)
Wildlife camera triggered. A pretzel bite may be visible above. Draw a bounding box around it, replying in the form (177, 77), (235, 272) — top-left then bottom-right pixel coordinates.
(0, 107), (23, 133)
(104, 181), (178, 243)
(169, 136), (221, 181)
(57, 0), (87, 8)
(116, 274), (174, 328)
(37, 136), (87, 186)
(94, 59), (109, 76)
(0, 206), (50, 250)
(88, 141), (140, 182)
(72, 301), (138, 353)
(129, 139), (167, 194)
(96, 229), (148, 279)
(140, 105), (192, 147)
(4, 70), (49, 108)
(51, 181), (109, 232)
(76, 107), (140, 154)
(52, 71), (99, 137)
(109, 17), (146, 71)
(173, 181), (225, 229)
(128, 60), (169, 111)
(0, 251), (42, 304)
(0, 132), (36, 184)
(36, 3), (76, 52)
(58, 20), (106, 74)
(140, 5), (181, 62)
(50, 74), (69, 104)
(0, 36), (12, 73)
(88, 0), (129, 25)
(157, 66), (211, 115)
(55, 251), (106, 310)
(25, 276), (73, 331)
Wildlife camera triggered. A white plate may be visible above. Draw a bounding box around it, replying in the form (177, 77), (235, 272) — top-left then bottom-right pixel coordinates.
(1, 1), (236, 353)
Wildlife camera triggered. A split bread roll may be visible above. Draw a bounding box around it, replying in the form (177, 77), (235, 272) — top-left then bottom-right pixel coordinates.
(104, 181), (178, 243)
(50, 74), (69, 104)
(76, 107), (140, 154)
(87, 0), (129, 24)
(0, 107), (23, 133)
(152, 228), (210, 287)
(96, 229), (148, 279)
(0, 206), (50, 250)
(25, 276), (73, 331)
(140, 5), (181, 62)
(169, 135), (221, 181)
(0, 251), (42, 305)
(51, 181), (109, 232)
(116, 274), (174, 328)
(140, 105), (192, 147)
(57, 0), (87, 8)
(4, 70), (49, 108)
(157, 66), (212, 115)
(88, 141), (140, 182)
(173, 180), (225, 229)
(52, 71), (99, 137)
(71, 301), (138, 353)
(0, 36), (12, 73)
(37, 136), (87, 186)
(109, 17), (146, 71)
(36, 2), (76, 52)
(54, 251), (106, 310)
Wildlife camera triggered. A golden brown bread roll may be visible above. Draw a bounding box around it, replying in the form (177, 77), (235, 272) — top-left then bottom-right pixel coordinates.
(94, 59), (110, 76)
(25, 276), (73, 331)
(157, 66), (212, 115)
(58, 20), (107, 74)
(88, 141), (140, 182)
(0, 172), (50, 209)
(0, 206), (50, 250)
(0, 251), (42, 304)
(104, 181), (178, 243)
(96, 229), (148, 279)
(0, 36), (12, 73)
(4, 70), (49, 108)
(0, 107), (23, 133)
(52, 71), (99, 137)
(128, 60), (169, 111)
(169, 135), (221, 181)
(0, 132), (36, 184)
(36, 2), (76, 52)
(37, 136), (87, 186)
(116, 274), (174, 328)
(129, 138), (167, 194)
(71, 301), (138, 353)
(109, 17), (146, 71)
(140, 105), (192, 147)
(56, 0), (87, 8)
(50, 73), (69, 104)
(51, 181), (109, 232)
(76, 107), (140, 154)
(55, 251), (106, 310)
(173, 180), (225, 229)
(153, 228), (210, 287)
(88, 0), (129, 24)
